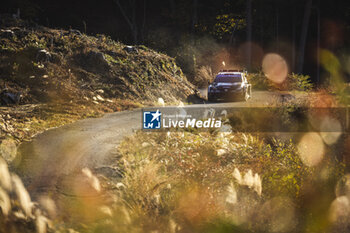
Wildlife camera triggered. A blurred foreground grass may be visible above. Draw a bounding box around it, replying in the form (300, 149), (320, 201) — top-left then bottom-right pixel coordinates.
(1, 107), (349, 232)
(82, 129), (346, 233)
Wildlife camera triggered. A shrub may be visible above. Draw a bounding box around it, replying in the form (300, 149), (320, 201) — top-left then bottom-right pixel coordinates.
(286, 73), (313, 91)
(247, 71), (271, 90)
(247, 71), (313, 91)
(193, 66), (213, 87)
(109, 130), (345, 232)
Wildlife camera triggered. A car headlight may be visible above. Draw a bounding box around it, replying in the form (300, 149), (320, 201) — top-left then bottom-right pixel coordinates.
(209, 86), (216, 92)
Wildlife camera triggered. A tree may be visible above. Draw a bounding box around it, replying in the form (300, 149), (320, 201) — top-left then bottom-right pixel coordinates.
(113, 0), (138, 44)
(297, 0), (313, 74)
(291, 1), (297, 71)
(192, 0), (198, 32)
(246, 0), (252, 68)
(169, 0), (176, 16)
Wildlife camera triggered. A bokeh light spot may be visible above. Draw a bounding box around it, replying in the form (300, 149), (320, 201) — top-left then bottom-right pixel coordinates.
(320, 117), (342, 145)
(262, 53), (288, 84)
(297, 133), (324, 167)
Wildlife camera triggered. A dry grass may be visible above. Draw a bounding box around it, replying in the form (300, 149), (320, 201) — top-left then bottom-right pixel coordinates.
(0, 18), (196, 146)
(0, 157), (58, 233)
(193, 66), (213, 88)
(1, 129), (347, 232)
(78, 130), (344, 233)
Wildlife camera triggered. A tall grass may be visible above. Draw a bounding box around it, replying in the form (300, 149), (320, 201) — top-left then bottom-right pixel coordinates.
(0, 157), (54, 233)
(79, 129), (345, 233)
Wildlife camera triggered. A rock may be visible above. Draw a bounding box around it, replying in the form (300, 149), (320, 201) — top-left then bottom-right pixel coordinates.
(157, 97), (165, 106)
(281, 93), (296, 103)
(0, 29), (15, 38)
(96, 95), (104, 101)
(63, 29), (82, 36)
(216, 149), (226, 156)
(12, 28), (28, 38)
(36, 49), (51, 63)
(85, 51), (109, 70)
(123, 46), (138, 54)
(94, 166), (123, 179)
(69, 29), (82, 36)
(187, 93), (205, 104)
(0, 90), (22, 105)
(96, 89), (104, 94)
(106, 51), (121, 57)
(50, 53), (62, 64)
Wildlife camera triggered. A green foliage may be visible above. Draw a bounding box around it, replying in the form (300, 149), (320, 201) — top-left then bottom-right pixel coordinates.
(260, 139), (312, 198)
(104, 53), (119, 65)
(228, 106), (311, 133)
(247, 71), (313, 91)
(23, 32), (47, 49)
(212, 14), (246, 39)
(110, 130), (345, 232)
(287, 73), (313, 91)
(247, 71), (271, 90)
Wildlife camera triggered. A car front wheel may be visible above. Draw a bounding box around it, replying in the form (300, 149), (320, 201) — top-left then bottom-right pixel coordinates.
(208, 94), (215, 102)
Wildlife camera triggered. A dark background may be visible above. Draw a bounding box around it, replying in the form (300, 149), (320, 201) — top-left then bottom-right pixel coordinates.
(2, 0), (350, 84)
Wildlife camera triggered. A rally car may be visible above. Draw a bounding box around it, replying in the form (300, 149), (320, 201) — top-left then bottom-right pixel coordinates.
(207, 70), (251, 102)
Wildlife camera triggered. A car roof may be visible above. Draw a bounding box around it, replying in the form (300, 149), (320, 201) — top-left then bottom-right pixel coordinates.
(217, 72), (242, 75)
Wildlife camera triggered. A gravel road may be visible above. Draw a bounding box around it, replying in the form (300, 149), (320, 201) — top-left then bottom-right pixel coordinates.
(14, 91), (299, 196)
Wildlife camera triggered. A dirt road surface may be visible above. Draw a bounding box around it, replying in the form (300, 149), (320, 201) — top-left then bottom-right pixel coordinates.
(13, 91), (303, 218)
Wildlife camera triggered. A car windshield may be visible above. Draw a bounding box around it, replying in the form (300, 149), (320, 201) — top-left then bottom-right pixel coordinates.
(214, 74), (242, 83)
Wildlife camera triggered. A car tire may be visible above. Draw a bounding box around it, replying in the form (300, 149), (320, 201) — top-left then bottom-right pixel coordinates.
(237, 91), (246, 102)
(208, 94), (215, 102)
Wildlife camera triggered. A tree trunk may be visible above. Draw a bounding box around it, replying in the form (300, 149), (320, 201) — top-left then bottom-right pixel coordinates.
(131, 0), (137, 44)
(316, 4), (320, 84)
(297, 0), (313, 74)
(169, 0), (176, 16)
(275, 2), (279, 50)
(192, 0), (198, 32)
(246, 0), (252, 69)
(114, 0), (138, 44)
(259, 0), (263, 45)
(292, 1), (296, 71)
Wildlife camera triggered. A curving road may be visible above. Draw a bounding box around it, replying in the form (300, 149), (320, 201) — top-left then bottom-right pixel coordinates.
(14, 91), (297, 195)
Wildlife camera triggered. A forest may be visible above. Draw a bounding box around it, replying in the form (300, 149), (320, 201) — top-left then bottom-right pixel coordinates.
(3, 0), (350, 84)
(1, 1), (350, 233)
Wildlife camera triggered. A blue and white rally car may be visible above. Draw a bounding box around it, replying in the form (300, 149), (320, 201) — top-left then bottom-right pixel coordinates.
(207, 70), (251, 102)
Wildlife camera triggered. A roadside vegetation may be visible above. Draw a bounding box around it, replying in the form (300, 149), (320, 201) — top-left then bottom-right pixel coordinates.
(0, 12), (349, 233)
(248, 72), (313, 91)
(79, 127), (345, 233)
(0, 17), (197, 144)
(1, 116), (348, 233)
(70, 91), (347, 233)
